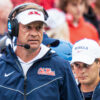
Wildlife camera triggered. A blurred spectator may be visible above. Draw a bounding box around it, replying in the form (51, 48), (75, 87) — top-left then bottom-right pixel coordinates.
(83, 0), (100, 38)
(50, 40), (73, 61)
(58, 0), (99, 44)
(45, 8), (70, 41)
(39, 0), (55, 9)
(0, 0), (13, 38)
(94, 0), (100, 20)
(42, 33), (60, 47)
(54, 0), (60, 8)
(42, 33), (73, 61)
(93, 0), (100, 37)
(0, 0), (13, 52)
(86, 0), (96, 6)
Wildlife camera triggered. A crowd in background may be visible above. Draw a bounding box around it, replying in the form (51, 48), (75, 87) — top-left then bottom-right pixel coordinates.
(0, 0), (100, 43)
(11, 0), (100, 44)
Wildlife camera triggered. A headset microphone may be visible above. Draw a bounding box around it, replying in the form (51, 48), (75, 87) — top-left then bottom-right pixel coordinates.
(23, 44), (30, 49)
(17, 44), (30, 49)
(0, 35), (30, 49)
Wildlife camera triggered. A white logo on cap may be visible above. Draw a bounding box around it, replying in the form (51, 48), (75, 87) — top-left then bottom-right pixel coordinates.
(75, 46), (88, 50)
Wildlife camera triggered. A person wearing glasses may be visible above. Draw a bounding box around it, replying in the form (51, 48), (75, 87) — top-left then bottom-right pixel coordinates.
(71, 38), (100, 100)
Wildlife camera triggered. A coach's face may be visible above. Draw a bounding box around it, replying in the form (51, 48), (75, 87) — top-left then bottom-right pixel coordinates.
(17, 21), (44, 51)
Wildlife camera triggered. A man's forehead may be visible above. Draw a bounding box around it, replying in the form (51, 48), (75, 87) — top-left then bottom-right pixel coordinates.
(74, 62), (84, 64)
(26, 21), (44, 26)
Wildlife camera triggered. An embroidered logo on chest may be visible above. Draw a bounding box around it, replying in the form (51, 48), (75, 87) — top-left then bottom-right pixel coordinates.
(38, 68), (55, 76)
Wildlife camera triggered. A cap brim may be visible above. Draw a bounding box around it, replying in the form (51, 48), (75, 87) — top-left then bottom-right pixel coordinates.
(42, 38), (59, 46)
(19, 18), (46, 25)
(15, 9), (46, 25)
(71, 54), (95, 65)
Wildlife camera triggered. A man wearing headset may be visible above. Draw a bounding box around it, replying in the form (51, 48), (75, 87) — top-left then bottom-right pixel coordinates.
(0, 3), (82, 100)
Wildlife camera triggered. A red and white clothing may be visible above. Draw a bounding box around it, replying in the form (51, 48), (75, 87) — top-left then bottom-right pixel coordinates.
(67, 17), (99, 44)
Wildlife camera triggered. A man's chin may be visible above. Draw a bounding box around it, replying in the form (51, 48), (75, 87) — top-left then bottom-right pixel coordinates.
(30, 45), (40, 50)
(79, 79), (89, 85)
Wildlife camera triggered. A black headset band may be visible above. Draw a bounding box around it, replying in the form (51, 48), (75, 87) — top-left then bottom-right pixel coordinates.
(8, 3), (48, 20)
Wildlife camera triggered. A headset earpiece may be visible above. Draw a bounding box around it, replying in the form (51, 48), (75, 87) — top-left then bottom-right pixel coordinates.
(43, 8), (49, 20)
(8, 18), (19, 38)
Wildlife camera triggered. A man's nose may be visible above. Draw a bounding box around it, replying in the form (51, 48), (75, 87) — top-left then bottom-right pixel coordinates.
(29, 28), (39, 36)
(78, 67), (86, 74)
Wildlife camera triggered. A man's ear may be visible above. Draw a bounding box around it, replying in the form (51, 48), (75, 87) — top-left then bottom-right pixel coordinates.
(98, 58), (100, 64)
(97, 58), (100, 70)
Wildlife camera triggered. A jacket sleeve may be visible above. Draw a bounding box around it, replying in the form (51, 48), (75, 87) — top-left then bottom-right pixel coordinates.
(60, 61), (82, 100)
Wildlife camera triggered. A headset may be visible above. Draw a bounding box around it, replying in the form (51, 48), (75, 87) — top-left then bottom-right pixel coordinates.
(7, 3), (48, 39)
